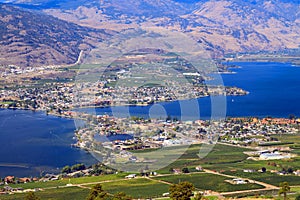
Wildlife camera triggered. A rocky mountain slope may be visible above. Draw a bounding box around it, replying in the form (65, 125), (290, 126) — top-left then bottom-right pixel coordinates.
(42, 0), (300, 55)
(0, 0), (299, 66)
(0, 4), (110, 67)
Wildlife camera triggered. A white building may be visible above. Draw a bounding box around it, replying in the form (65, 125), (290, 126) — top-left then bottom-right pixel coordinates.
(259, 152), (291, 160)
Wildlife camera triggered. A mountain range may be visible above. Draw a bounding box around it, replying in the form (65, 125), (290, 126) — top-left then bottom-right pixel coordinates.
(0, 0), (299, 67)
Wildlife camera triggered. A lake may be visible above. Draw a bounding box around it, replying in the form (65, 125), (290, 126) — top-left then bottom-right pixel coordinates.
(0, 109), (97, 177)
(1, 62), (300, 177)
(82, 62), (300, 119)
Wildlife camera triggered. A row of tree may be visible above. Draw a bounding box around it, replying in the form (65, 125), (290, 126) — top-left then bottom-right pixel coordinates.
(61, 163), (86, 174)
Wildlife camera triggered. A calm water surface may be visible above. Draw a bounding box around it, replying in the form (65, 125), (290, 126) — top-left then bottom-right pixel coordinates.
(0, 109), (97, 177)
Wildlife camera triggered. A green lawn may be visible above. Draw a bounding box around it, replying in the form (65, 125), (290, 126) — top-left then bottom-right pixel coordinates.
(153, 173), (264, 192)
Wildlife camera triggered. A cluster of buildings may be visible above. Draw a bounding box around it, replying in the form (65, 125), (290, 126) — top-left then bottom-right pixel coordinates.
(0, 83), (74, 111)
(0, 176), (39, 194)
(0, 176), (38, 185)
(0, 65), (60, 77)
(0, 186), (39, 195)
(0, 59), (248, 115)
(0, 79), (248, 115)
(218, 117), (299, 145)
(75, 79), (248, 108)
(75, 114), (214, 149)
(74, 114), (215, 164)
(73, 115), (299, 165)
(0, 162), (116, 195)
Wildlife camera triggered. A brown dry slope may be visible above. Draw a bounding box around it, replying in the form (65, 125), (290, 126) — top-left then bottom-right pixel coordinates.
(0, 4), (111, 67)
(44, 0), (300, 57)
(1, 0), (299, 66)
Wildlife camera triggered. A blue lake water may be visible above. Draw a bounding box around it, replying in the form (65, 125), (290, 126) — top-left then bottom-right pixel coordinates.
(82, 62), (300, 119)
(94, 134), (134, 142)
(0, 109), (97, 177)
(1, 62), (300, 177)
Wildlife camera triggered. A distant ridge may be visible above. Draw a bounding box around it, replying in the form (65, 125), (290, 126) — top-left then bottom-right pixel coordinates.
(0, 0), (299, 66)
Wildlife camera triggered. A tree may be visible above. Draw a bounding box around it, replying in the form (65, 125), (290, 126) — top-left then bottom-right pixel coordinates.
(71, 163), (86, 172)
(194, 192), (203, 200)
(24, 192), (40, 200)
(86, 184), (108, 200)
(61, 165), (71, 174)
(287, 167), (294, 174)
(182, 167), (189, 173)
(166, 115), (172, 122)
(112, 192), (132, 200)
(295, 194), (300, 200)
(279, 182), (290, 200)
(169, 181), (195, 200)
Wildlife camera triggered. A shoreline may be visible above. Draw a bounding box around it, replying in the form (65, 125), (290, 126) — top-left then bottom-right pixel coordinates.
(1, 103), (297, 120)
(1, 107), (299, 178)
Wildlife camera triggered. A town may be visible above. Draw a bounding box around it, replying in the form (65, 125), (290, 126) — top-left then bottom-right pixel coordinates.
(73, 113), (299, 166)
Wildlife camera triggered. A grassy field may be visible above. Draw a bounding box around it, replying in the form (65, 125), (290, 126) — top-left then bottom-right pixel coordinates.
(101, 178), (169, 198)
(152, 173), (264, 192)
(0, 187), (89, 200)
(4, 173), (128, 190)
(157, 143), (251, 173)
(200, 156), (300, 173)
(165, 138), (300, 174)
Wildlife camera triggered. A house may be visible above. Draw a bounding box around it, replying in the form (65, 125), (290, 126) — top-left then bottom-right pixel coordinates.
(3, 186), (13, 192)
(4, 176), (14, 184)
(68, 171), (84, 178)
(125, 174), (136, 179)
(294, 170), (300, 176)
(32, 178), (38, 182)
(243, 169), (255, 173)
(162, 192), (170, 197)
(232, 179), (248, 184)
(259, 152), (291, 160)
(151, 172), (157, 176)
(19, 178), (31, 183)
(195, 166), (203, 171)
(173, 168), (181, 174)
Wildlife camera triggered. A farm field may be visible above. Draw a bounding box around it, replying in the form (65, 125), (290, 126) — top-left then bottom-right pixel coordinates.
(1, 142), (300, 199)
(152, 173), (264, 192)
(101, 178), (169, 199)
(4, 173), (128, 190)
(0, 187), (89, 200)
(223, 171), (300, 187)
(157, 143), (252, 174)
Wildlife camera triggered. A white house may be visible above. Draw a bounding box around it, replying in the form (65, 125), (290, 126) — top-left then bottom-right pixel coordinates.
(125, 174), (136, 179)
